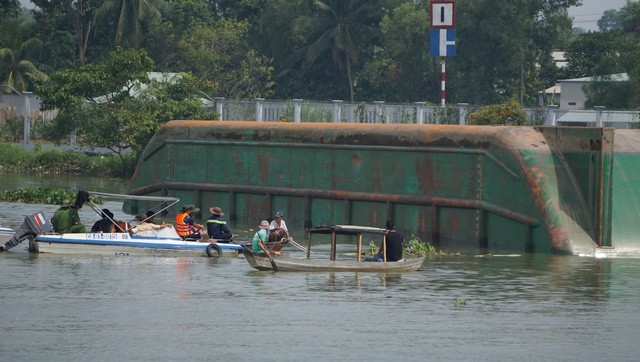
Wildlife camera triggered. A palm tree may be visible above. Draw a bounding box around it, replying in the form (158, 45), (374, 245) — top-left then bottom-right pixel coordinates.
(0, 37), (48, 93)
(293, 0), (374, 101)
(95, 0), (164, 48)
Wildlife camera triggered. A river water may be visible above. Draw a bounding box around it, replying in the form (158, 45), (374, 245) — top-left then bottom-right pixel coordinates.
(1, 175), (639, 361)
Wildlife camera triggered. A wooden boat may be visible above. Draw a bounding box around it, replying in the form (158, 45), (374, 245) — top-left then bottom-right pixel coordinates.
(242, 224), (426, 272)
(239, 238), (289, 252)
(2, 191), (241, 257)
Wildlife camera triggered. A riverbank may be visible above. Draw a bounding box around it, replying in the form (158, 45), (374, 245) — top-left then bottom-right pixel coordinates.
(0, 142), (136, 178)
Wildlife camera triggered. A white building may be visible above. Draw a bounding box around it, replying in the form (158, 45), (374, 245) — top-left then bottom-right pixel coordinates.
(539, 73), (629, 110)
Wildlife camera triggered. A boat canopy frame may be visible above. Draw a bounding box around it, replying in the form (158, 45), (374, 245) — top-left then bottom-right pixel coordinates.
(81, 191), (180, 231)
(306, 224), (389, 262)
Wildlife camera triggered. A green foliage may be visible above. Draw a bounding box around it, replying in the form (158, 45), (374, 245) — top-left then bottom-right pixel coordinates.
(404, 235), (436, 257)
(95, 0), (164, 47)
(0, 24), (48, 92)
(0, 142), (137, 178)
(37, 48), (216, 160)
(0, 187), (76, 204)
(0, 117), (23, 142)
(468, 100), (527, 126)
(358, 2), (434, 102)
(0, 187), (106, 205)
(367, 235), (436, 257)
(177, 19), (274, 99)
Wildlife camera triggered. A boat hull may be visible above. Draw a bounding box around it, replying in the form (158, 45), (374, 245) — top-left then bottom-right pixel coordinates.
(1, 227), (16, 244)
(35, 233), (242, 257)
(244, 253), (426, 272)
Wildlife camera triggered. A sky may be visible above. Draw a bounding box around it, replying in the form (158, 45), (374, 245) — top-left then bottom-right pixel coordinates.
(568, 0), (631, 31)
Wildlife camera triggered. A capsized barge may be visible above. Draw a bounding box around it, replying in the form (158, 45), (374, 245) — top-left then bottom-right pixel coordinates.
(127, 121), (640, 257)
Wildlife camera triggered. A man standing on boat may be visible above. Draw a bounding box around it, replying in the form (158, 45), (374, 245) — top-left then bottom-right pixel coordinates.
(175, 205), (207, 241)
(374, 220), (403, 262)
(51, 199), (86, 233)
(207, 206), (233, 242)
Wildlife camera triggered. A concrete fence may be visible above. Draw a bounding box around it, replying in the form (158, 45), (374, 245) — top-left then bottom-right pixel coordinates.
(211, 98), (640, 129)
(2, 93), (640, 147)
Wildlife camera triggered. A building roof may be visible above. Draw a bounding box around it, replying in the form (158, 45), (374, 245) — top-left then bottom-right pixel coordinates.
(559, 73), (629, 83)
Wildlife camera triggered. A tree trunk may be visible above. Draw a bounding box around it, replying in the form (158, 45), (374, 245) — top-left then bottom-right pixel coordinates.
(346, 53), (354, 102)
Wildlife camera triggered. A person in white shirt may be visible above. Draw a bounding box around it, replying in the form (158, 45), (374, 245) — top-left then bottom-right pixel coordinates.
(130, 214), (173, 234)
(268, 211), (289, 242)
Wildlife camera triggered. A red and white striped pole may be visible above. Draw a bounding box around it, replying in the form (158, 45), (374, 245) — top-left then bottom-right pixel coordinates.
(440, 56), (446, 108)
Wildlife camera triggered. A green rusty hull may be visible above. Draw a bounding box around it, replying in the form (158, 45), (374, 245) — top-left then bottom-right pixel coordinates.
(126, 121), (637, 256)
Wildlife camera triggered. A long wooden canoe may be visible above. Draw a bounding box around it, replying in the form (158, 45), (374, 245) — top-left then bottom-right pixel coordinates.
(244, 251), (426, 272)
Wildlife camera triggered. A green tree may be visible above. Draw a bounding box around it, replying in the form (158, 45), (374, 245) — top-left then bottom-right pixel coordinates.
(598, 9), (623, 31)
(450, 0), (578, 106)
(95, 0), (165, 47)
(0, 0), (19, 20)
(37, 47), (215, 159)
(292, 0), (376, 102)
(145, 0), (214, 71)
(0, 22), (48, 93)
(177, 19), (274, 98)
(358, 2), (435, 102)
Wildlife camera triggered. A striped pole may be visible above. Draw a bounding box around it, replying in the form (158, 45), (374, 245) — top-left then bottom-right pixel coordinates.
(440, 56), (446, 108)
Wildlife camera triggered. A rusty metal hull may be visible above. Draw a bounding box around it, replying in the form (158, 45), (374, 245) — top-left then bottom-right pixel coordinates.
(126, 121), (634, 256)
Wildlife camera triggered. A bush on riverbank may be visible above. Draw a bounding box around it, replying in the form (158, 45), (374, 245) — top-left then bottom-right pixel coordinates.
(0, 187), (106, 204)
(0, 142), (137, 178)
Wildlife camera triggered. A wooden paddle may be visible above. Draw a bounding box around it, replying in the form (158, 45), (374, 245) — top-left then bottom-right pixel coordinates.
(259, 233), (278, 271)
(266, 249), (278, 271)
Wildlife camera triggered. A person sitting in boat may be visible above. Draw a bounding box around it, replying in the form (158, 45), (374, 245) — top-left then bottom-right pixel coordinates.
(51, 199), (86, 233)
(175, 204), (207, 241)
(91, 209), (115, 233)
(252, 220), (281, 256)
(373, 220), (404, 262)
(131, 213), (173, 234)
(268, 211), (290, 242)
(145, 210), (161, 224)
(206, 206), (233, 242)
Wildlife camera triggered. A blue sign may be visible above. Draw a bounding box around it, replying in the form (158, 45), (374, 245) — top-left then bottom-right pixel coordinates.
(430, 28), (456, 57)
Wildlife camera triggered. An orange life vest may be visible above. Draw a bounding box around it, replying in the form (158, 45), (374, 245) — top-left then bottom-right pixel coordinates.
(175, 211), (191, 236)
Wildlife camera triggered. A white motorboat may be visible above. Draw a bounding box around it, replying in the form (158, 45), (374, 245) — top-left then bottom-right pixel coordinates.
(2, 190), (241, 257)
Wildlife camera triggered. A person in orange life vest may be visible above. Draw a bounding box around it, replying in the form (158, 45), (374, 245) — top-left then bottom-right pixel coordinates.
(175, 204), (208, 241)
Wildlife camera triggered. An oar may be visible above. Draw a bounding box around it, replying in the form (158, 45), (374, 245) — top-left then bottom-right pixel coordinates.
(259, 234), (278, 271)
(288, 237), (312, 254)
(266, 249), (278, 271)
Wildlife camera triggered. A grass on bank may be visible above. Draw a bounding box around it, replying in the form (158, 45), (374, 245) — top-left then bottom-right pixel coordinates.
(0, 142), (137, 178)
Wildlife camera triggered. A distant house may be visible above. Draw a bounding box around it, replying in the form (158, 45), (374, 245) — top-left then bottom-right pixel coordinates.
(538, 73), (629, 110)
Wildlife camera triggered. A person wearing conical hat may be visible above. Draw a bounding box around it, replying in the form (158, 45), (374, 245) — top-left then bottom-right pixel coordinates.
(206, 206), (233, 242)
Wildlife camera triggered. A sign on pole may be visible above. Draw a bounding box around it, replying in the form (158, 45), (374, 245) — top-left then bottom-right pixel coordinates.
(429, 28), (456, 57)
(429, 1), (456, 108)
(430, 1), (455, 28)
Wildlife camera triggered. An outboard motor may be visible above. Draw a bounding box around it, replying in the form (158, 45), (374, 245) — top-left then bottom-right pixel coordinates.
(0, 212), (52, 252)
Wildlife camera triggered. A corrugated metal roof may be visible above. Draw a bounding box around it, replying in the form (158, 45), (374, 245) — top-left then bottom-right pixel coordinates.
(559, 73), (629, 83)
